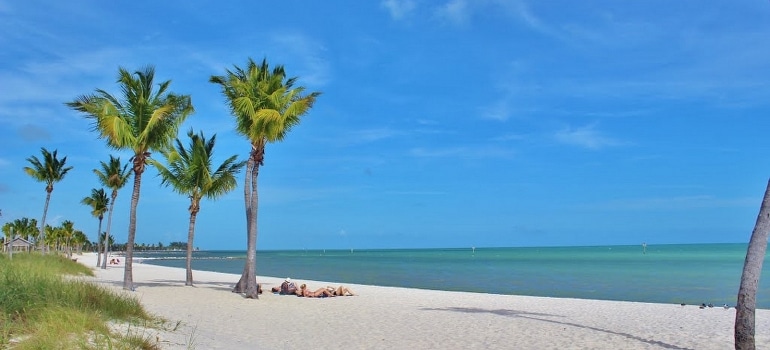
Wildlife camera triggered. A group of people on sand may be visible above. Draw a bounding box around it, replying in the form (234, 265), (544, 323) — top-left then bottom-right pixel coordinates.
(270, 278), (356, 298)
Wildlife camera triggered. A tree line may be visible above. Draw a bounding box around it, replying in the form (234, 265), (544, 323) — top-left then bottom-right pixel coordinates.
(1, 218), (190, 254)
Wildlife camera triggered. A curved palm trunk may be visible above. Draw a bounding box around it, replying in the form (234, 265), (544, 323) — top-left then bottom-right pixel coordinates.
(39, 190), (52, 254)
(95, 217), (104, 267)
(102, 192), (118, 270)
(233, 154), (260, 298)
(124, 168), (144, 291)
(185, 200), (201, 286)
(735, 179), (770, 350)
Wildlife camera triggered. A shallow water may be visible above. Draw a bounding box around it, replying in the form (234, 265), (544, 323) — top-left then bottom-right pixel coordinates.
(134, 243), (770, 308)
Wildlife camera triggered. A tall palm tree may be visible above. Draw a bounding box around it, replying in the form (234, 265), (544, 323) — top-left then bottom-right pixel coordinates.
(735, 179), (770, 350)
(210, 58), (320, 298)
(67, 66), (193, 290)
(24, 147), (73, 253)
(151, 129), (245, 286)
(94, 156), (131, 269)
(81, 188), (109, 267)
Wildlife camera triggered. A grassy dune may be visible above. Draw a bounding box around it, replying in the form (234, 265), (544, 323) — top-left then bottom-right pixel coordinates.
(0, 253), (164, 349)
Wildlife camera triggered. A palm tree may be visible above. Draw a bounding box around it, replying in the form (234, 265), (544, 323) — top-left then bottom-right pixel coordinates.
(6, 218), (38, 243)
(81, 188), (109, 267)
(24, 147), (73, 253)
(72, 230), (88, 254)
(100, 232), (114, 253)
(94, 156), (131, 269)
(43, 224), (59, 253)
(210, 58), (320, 298)
(151, 129), (245, 286)
(735, 179), (770, 349)
(60, 220), (76, 258)
(1, 222), (12, 252)
(67, 66), (194, 290)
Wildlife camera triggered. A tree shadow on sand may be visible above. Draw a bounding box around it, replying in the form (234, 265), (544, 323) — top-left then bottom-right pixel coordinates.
(420, 307), (693, 350)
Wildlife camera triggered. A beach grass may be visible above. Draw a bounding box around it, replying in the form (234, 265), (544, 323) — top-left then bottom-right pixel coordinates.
(0, 252), (162, 349)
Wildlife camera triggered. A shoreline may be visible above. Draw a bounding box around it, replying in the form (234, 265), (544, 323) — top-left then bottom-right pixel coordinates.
(74, 252), (770, 349)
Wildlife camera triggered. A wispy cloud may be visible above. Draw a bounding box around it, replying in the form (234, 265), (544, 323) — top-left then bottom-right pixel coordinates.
(347, 128), (402, 144)
(381, 0), (416, 20)
(553, 123), (621, 150)
(409, 145), (514, 159)
(479, 99), (512, 122)
(435, 0), (470, 25)
(503, 0), (561, 39)
(19, 124), (51, 142)
(589, 195), (756, 211)
(270, 33), (331, 87)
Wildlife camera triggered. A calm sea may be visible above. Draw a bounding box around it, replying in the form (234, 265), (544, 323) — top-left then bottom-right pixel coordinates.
(134, 243), (770, 308)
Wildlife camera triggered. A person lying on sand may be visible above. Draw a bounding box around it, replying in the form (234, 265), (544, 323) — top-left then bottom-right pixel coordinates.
(271, 278), (297, 295)
(296, 284), (334, 298)
(327, 285), (356, 296)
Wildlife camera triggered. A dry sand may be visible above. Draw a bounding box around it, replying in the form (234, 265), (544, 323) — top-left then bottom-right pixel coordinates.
(74, 252), (770, 350)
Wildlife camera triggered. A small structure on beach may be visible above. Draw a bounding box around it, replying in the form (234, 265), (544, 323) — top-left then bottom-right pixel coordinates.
(3, 237), (34, 253)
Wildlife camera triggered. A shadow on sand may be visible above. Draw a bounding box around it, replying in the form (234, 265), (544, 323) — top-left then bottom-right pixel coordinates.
(420, 306), (693, 350)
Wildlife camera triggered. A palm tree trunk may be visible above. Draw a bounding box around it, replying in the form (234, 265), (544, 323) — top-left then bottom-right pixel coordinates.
(186, 201), (199, 286)
(124, 169), (143, 291)
(39, 191), (52, 254)
(232, 160), (252, 294)
(233, 156), (260, 298)
(735, 178), (770, 350)
(102, 195), (117, 270)
(95, 218), (104, 267)
(245, 159), (260, 298)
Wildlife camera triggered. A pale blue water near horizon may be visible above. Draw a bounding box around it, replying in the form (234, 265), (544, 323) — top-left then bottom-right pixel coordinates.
(133, 243), (770, 309)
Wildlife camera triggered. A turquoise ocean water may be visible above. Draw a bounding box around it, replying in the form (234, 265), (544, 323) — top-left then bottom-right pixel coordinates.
(134, 243), (770, 308)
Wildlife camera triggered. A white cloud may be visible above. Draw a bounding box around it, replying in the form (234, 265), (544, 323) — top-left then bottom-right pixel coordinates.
(435, 0), (470, 25)
(347, 128), (402, 144)
(381, 0), (416, 20)
(409, 145), (514, 159)
(553, 123), (620, 150)
(270, 33), (331, 87)
(480, 100), (511, 121)
(592, 195), (756, 211)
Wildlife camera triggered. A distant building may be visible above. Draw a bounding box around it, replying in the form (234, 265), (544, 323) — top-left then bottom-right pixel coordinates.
(3, 237), (34, 252)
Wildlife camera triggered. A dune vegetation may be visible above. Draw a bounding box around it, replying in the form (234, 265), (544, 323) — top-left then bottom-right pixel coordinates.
(0, 253), (165, 349)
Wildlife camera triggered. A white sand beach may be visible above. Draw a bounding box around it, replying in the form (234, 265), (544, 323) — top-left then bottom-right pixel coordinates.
(74, 252), (770, 349)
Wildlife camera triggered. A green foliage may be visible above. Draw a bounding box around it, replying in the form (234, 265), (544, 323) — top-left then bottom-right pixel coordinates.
(0, 253), (159, 349)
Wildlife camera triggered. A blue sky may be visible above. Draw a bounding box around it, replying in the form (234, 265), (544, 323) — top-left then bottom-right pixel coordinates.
(2, 1), (770, 250)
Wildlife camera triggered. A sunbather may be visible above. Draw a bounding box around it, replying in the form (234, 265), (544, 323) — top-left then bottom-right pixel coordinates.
(327, 285), (356, 296)
(271, 278), (297, 295)
(297, 283), (334, 298)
